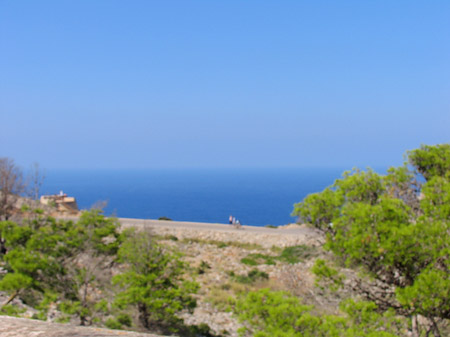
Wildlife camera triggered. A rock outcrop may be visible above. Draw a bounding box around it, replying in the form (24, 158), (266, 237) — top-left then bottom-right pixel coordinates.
(0, 315), (162, 337)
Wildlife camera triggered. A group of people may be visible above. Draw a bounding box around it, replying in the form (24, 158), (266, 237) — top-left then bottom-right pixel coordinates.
(228, 215), (240, 227)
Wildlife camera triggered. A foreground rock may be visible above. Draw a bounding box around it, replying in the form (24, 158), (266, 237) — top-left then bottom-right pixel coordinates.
(0, 316), (163, 337)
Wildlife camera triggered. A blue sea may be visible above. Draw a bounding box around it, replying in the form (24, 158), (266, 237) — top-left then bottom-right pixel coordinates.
(41, 168), (345, 227)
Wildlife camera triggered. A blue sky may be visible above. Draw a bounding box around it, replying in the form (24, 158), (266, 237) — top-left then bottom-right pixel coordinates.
(1, 1), (449, 169)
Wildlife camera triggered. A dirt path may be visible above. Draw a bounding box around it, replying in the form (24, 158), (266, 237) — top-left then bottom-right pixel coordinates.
(118, 218), (318, 236)
(59, 216), (323, 248)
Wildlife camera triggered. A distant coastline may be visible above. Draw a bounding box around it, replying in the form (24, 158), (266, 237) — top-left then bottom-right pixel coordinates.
(41, 168), (346, 226)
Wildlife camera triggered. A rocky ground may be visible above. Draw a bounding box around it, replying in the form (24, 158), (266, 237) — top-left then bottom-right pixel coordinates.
(0, 219), (329, 337)
(0, 315), (161, 337)
(142, 221), (328, 337)
(119, 218), (324, 248)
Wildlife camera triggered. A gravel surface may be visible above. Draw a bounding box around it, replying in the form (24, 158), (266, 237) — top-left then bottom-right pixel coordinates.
(119, 218), (315, 235)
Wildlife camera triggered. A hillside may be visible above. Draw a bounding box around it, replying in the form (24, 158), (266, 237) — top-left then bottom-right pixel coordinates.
(0, 217), (326, 336)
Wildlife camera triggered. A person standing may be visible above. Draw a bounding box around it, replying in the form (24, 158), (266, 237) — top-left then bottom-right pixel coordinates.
(229, 215), (233, 224)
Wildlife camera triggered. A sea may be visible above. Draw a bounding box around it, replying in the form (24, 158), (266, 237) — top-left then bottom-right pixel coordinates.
(40, 168), (347, 227)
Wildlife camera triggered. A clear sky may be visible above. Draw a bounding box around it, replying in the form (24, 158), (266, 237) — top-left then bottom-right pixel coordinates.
(1, 1), (449, 169)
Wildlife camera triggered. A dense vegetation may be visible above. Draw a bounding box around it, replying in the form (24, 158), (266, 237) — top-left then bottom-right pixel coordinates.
(236, 289), (403, 337)
(289, 144), (450, 337)
(0, 209), (199, 335)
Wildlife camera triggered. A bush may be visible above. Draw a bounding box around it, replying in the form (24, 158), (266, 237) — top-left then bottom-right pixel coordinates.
(113, 231), (199, 332)
(0, 304), (25, 317)
(105, 313), (132, 329)
(240, 246), (317, 266)
(188, 323), (217, 336)
(206, 286), (236, 310)
(278, 245), (318, 264)
(105, 318), (123, 330)
(197, 260), (211, 274)
(117, 313), (132, 327)
(240, 253), (276, 266)
(235, 289), (403, 337)
(230, 269), (269, 284)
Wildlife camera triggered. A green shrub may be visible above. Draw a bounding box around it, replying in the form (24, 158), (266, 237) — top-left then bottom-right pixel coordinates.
(188, 323), (218, 336)
(105, 317), (123, 330)
(206, 287), (236, 310)
(0, 304), (25, 317)
(113, 231), (199, 331)
(55, 316), (71, 323)
(181, 238), (263, 250)
(232, 269), (269, 284)
(311, 259), (345, 291)
(94, 299), (108, 313)
(117, 313), (132, 327)
(240, 257), (258, 266)
(278, 245), (318, 264)
(197, 260), (211, 274)
(235, 289), (403, 337)
(240, 246), (317, 267)
(240, 253), (276, 266)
